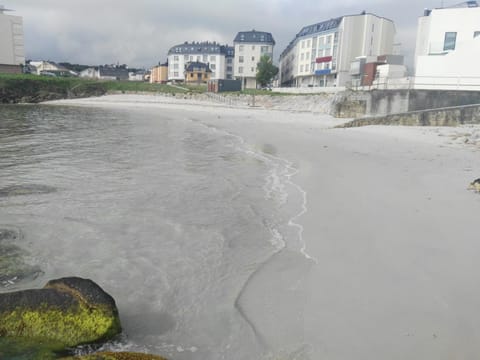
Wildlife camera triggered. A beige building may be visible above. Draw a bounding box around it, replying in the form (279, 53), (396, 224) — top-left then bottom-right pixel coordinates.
(150, 63), (168, 83)
(184, 61), (212, 84)
(0, 5), (24, 74)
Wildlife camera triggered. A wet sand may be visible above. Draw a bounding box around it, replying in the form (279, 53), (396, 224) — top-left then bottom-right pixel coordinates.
(47, 94), (480, 359)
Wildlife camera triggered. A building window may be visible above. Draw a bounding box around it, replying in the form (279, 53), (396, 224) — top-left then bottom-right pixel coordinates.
(300, 53), (304, 61)
(252, 45), (255, 50)
(203, 55), (208, 62)
(239, 56), (244, 63)
(174, 72), (179, 77)
(300, 65), (304, 72)
(173, 64), (179, 69)
(251, 56), (255, 61)
(306, 52), (310, 60)
(474, 31), (480, 38)
(210, 55), (216, 62)
(210, 64), (216, 70)
(238, 66), (243, 74)
(227, 58), (233, 64)
(305, 64), (309, 72)
(189, 56), (193, 61)
(227, 66), (233, 72)
(239, 45), (244, 52)
(184, 55), (189, 61)
(307, 39), (311, 48)
(173, 55), (179, 61)
(251, 67), (255, 72)
(443, 32), (457, 51)
(261, 46), (269, 53)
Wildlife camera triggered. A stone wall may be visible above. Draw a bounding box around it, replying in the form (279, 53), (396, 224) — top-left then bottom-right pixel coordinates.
(330, 89), (480, 118)
(0, 64), (22, 74)
(338, 103), (480, 128)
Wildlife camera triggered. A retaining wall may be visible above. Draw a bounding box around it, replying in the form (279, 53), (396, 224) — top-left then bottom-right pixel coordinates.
(338, 103), (480, 128)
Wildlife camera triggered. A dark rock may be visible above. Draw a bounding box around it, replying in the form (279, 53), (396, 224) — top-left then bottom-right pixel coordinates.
(0, 337), (68, 360)
(62, 351), (168, 360)
(0, 277), (122, 348)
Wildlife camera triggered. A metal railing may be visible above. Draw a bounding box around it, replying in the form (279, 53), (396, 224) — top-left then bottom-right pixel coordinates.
(349, 76), (480, 92)
(205, 92), (245, 107)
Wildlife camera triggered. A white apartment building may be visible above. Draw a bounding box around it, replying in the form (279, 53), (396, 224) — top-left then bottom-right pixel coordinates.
(414, 1), (480, 90)
(167, 42), (234, 82)
(0, 5), (24, 73)
(233, 30), (275, 89)
(279, 13), (395, 87)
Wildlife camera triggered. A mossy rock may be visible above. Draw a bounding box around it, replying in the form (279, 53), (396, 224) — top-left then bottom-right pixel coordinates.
(0, 277), (122, 348)
(0, 337), (68, 360)
(63, 351), (168, 360)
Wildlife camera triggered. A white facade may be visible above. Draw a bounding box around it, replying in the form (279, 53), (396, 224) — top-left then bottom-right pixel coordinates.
(0, 6), (24, 67)
(279, 13), (395, 87)
(234, 43), (274, 88)
(167, 42), (234, 82)
(377, 64), (408, 80)
(233, 30), (275, 89)
(29, 61), (61, 75)
(79, 68), (98, 79)
(414, 3), (480, 90)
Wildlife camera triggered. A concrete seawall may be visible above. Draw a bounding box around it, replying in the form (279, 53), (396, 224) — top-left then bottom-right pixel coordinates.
(330, 89), (480, 118)
(337, 103), (480, 128)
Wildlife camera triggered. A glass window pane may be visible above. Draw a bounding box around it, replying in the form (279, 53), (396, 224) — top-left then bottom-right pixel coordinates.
(444, 32), (457, 51)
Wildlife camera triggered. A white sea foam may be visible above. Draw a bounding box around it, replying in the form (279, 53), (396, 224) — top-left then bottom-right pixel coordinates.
(189, 116), (316, 262)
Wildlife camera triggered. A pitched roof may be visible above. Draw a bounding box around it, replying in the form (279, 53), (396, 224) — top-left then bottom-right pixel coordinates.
(297, 17), (343, 38)
(234, 30), (275, 45)
(185, 61), (212, 72)
(169, 41), (232, 55)
(280, 18), (342, 59)
(99, 66), (129, 79)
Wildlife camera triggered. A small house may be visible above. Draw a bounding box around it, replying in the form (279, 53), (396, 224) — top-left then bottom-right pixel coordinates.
(184, 61), (212, 84)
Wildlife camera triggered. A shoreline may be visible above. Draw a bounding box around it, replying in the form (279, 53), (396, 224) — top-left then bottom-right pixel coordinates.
(42, 94), (480, 359)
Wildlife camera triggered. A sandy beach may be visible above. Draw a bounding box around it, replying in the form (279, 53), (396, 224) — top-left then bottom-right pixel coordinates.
(45, 94), (480, 359)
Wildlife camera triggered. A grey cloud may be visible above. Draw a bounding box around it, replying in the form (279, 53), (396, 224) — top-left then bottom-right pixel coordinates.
(10, 0), (443, 68)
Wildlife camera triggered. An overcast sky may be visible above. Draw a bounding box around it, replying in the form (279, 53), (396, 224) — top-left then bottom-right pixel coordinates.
(8, 0), (451, 70)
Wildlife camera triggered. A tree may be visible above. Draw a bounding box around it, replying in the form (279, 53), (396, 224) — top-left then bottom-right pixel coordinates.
(256, 55), (278, 88)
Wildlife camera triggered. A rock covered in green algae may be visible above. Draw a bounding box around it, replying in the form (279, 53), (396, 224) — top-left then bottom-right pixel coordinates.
(0, 337), (68, 360)
(63, 352), (168, 360)
(0, 277), (122, 348)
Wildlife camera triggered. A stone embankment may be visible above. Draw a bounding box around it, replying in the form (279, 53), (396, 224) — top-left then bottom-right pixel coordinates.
(338, 103), (480, 128)
(0, 78), (106, 103)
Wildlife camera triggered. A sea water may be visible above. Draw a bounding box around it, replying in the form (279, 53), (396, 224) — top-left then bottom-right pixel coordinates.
(0, 104), (312, 360)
